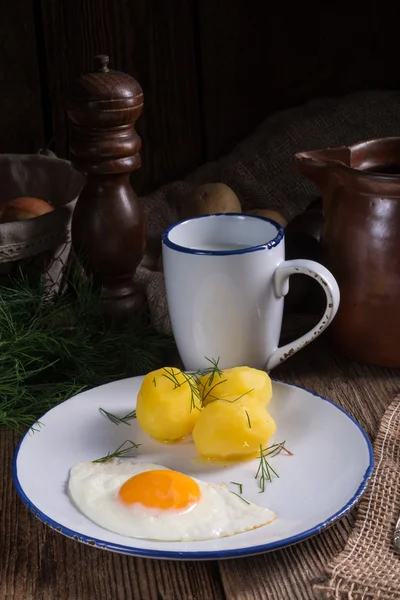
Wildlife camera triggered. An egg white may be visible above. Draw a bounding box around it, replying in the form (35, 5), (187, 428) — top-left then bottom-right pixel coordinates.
(68, 460), (276, 542)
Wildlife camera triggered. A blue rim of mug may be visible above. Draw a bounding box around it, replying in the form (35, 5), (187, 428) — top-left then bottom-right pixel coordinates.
(161, 213), (285, 255)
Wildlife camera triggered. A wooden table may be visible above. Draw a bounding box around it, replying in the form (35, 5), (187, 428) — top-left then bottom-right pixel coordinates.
(1, 335), (398, 600)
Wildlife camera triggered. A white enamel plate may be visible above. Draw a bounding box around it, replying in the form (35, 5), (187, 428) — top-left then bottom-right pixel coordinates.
(13, 377), (373, 560)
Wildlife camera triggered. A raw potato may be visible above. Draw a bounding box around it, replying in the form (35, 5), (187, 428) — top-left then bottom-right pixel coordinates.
(136, 368), (201, 442)
(0, 197), (54, 223)
(192, 397), (276, 460)
(181, 183), (242, 219)
(245, 208), (287, 228)
(197, 366), (272, 407)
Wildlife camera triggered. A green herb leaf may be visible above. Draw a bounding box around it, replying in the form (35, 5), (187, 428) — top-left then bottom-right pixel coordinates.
(230, 490), (250, 504)
(92, 440), (141, 463)
(162, 367), (202, 413)
(230, 481), (243, 494)
(99, 407), (136, 425)
(255, 441), (293, 493)
(205, 388), (254, 406)
(0, 271), (172, 432)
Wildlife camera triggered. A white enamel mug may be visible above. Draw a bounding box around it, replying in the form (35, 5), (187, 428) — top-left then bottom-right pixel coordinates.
(162, 213), (340, 372)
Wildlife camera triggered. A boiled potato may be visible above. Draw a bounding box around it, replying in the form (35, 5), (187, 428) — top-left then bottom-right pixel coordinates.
(192, 397), (276, 460)
(181, 182), (242, 219)
(245, 208), (287, 228)
(197, 366), (272, 406)
(136, 367), (201, 442)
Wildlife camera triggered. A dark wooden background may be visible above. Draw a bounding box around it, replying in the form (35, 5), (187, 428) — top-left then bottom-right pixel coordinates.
(2, 1), (400, 195)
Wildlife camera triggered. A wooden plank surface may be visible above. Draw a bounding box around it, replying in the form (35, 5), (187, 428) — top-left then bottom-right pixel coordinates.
(39, 0), (203, 194)
(2, 333), (399, 599)
(0, 0), (44, 153)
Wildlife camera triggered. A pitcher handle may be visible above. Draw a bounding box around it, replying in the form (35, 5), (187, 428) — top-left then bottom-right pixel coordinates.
(265, 259), (340, 371)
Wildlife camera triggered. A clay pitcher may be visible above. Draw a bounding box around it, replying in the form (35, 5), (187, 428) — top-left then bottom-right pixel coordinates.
(295, 137), (400, 367)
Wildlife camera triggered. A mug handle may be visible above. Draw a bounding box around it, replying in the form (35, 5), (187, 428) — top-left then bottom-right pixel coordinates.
(265, 258), (340, 371)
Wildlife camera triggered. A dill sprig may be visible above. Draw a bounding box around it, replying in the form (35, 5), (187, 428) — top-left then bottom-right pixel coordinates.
(205, 389), (254, 405)
(180, 371), (203, 412)
(161, 357), (258, 413)
(230, 481), (243, 494)
(99, 408), (136, 426)
(255, 441), (292, 492)
(230, 490), (250, 505)
(256, 443), (279, 492)
(162, 367), (182, 388)
(160, 358), (230, 413)
(92, 440), (141, 463)
(201, 377), (227, 403)
(201, 356), (223, 382)
(0, 271), (172, 432)
(162, 367), (203, 413)
(196, 357), (225, 402)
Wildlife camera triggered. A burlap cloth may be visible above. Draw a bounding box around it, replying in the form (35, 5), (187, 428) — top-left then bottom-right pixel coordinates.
(135, 89), (400, 334)
(313, 397), (400, 599)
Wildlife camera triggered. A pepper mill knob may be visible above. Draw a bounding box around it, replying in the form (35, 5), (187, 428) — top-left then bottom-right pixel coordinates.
(94, 54), (109, 72)
(66, 56), (146, 321)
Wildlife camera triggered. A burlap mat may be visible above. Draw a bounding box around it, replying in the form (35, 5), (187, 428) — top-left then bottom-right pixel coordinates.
(313, 398), (400, 600)
(134, 89), (400, 335)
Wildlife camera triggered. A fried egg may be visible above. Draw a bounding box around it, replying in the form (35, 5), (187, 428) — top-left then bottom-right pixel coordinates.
(68, 460), (276, 541)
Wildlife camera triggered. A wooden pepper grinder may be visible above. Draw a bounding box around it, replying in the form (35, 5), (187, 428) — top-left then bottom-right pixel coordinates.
(66, 55), (146, 320)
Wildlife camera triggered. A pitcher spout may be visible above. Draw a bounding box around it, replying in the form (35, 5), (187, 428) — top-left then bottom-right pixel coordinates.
(294, 146), (351, 197)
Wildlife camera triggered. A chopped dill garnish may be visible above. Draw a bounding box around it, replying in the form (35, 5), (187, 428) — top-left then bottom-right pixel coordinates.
(153, 376), (156, 387)
(99, 407), (136, 425)
(206, 389), (254, 405)
(256, 443), (278, 492)
(230, 490), (250, 504)
(162, 367), (182, 388)
(180, 371), (202, 413)
(245, 410), (251, 428)
(255, 441), (293, 492)
(230, 481), (243, 494)
(280, 443), (293, 456)
(161, 358), (242, 413)
(159, 356), (258, 416)
(92, 440), (141, 463)
(201, 378), (227, 403)
(195, 357), (226, 402)
(201, 357), (223, 384)
(162, 367), (202, 413)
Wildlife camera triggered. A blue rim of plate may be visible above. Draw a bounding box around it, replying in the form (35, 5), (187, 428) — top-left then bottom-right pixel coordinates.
(12, 379), (374, 561)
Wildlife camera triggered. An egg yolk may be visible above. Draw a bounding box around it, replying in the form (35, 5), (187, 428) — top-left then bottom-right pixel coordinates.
(118, 470), (201, 510)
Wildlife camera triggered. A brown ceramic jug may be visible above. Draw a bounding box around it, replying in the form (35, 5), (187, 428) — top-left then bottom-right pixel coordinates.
(295, 137), (400, 368)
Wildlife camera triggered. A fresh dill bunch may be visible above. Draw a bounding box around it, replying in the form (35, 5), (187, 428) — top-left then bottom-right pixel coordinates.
(0, 273), (173, 432)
